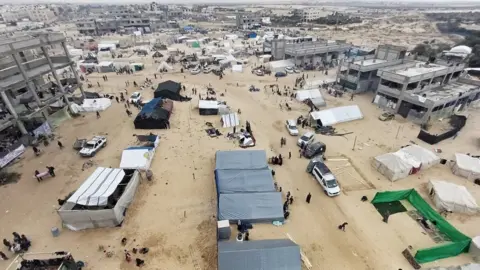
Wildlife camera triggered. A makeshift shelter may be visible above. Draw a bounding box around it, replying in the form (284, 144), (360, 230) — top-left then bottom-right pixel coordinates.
(134, 98), (173, 129)
(221, 113), (239, 128)
(398, 145), (440, 170)
(96, 61), (115, 73)
(69, 98), (112, 113)
(152, 51), (164, 58)
(452, 154), (480, 181)
(154, 80), (184, 101)
(130, 63), (144, 71)
(372, 189), (471, 263)
(373, 153), (413, 181)
(470, 236), (480, 263)
(199, 100), (219, 115)
(215, 150), (268, 170)
(428, 180), (479, 214)
(218, 239), (301, 270)
(218, 192), (284, 223)
(295, 89), (326, 107)
(157, 61), (173, 72)
(310, 105), (363, 127)
(215, 169), (275, 194)
(268, 60), (294, 73)
(119, 147), (156, 171)
(57, 167), (141, 231)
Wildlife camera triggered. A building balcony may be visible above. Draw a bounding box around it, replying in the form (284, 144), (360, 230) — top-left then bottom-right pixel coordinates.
(377, 84), (402, 97)
(338, 73), (358, 83)
(0, 33), (65, 57)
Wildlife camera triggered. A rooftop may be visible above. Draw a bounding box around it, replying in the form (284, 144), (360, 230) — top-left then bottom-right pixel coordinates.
(354, 58), (387, 67)
(394, 62), (446, 77)
(412, 81), (480, 102)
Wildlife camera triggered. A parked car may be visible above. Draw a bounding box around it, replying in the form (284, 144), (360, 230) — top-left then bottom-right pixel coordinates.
(254, 69), (264, 76)
(190, 68), (201, 75)
(275, 72), (287, 78)
(379, 112), (395, 121)
(293, 67), (301, 73)
(312, 162), (341, 197)
(297, 132), (315, 147)
(285, 66), (294, 73)
(79, 136), (107, 157)
(129, 92), (142, 103)
(303, 141), (327, 159)
(285, 120), (299, 136)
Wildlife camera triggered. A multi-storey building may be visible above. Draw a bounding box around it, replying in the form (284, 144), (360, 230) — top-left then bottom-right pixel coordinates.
(236, 12), (262, 29)
(294, 8), (329, 22)
(0, 33), (84, 135)
(27, 7), (57, 23)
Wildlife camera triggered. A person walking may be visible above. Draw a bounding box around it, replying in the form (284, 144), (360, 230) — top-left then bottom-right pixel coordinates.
(289, 151), (291, 159)
(57, 141), (64, 149)
(35, 170), (42, 182)
(289, 196), (294, 204)
(350, 93), (354, 101)
(96, 111), (100, 119)
(306, 193), (312, 204)
(46, 166), (55, 177)
(338, 222), (348, 231)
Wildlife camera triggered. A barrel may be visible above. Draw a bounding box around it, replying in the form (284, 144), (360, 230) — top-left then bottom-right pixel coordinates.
(51, 227), (60, 237)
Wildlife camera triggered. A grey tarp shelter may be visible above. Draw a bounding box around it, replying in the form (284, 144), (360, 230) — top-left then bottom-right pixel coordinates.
(57, 167), (141, 231)
(215, 150), (268, 170)
(218, 239), (301, 270)
(215, 169), (275, 194)
(218, 192), (284, 223)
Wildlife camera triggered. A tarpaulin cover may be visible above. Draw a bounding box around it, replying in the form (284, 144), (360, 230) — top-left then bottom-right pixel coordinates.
(372, 189), (471, 263)
(452, 153), (480, 181)
(215, 169), (275, 194)
(218, 192), (284, 223)
(119, 147), (155, 171)
(397, 145), (440, 170)
(428, 180), (479, 214)
(310, 105), (363, 126)
(218, 239), (301, 270)
(221, 113), (240, 128)
(215, 150), (268, 170)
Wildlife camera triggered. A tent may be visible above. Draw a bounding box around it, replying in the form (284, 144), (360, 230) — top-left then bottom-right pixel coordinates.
(221, 113), (239, 128)
(134, 98), (173, 129)
(157, 61), (172, 72)
(470, 236), (480, 263)
(232, 65), (243, 72)
(373, 153), (413, 181)
(119, 146), (156, 171)
(310, 105), (363, 127)
(154, 80), (183, 101)
(268, 60), (294, 73)
(215, 169), (275, 194)
(215, 150), (268, 170)
(398, 145), (440, 170)
(69, 98), (112, 113)
(96, 61), (115, 73)
(372, 189), (471, 263)
(199, 100), (219, 115)
(57, 167), (141, 231)
(452, 154), (480, 181)
(218, 239), (301, 270)
(218, 192), (284, 223)
(295, 89), (323, 102)
(428, 180), (479, 214)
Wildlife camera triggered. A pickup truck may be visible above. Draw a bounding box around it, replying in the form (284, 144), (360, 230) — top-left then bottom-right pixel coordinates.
(79, 136), (107, 157)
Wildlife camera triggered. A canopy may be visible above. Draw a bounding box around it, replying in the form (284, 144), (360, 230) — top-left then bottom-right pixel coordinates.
(221, 113), (239, 128)
(452, 154), (480, 181)
(295, 89), (323, 102)
(310, 105), (363, 126)
(67, 167), (125, 207)
(268, 60), (294, 73)
(215, 169), (275, 194)
(218, 239), (301, 270)
(397, 145), (440, 170)
(70, 98), (111, 113)
(215, 150), (268, 170)
(157, 61), (172, 71)
(428, 180), (479, 214)
(374, 153), (413, 181)
(199, 100), (219, 115)
(119, 147), (155, 171)
(134, 98), (172, 129)
(218, 192), (284, 223)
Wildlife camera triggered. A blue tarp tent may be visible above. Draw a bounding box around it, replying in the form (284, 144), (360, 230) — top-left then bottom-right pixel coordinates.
(215, 169), (275, 194)
(248, 32), (257, 38)
(215, 150), (268, 170)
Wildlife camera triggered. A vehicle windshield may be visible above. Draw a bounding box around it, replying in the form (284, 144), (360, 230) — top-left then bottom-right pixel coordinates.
(289, 125), (297, 130)
(131, 93), (140, 98)
(326, 179), (338, 188)
(300, 135), (310, 141)
(85, 143), (95, 149)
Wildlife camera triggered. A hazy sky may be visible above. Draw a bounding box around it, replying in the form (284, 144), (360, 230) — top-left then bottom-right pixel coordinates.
(4, 0), (480, 4)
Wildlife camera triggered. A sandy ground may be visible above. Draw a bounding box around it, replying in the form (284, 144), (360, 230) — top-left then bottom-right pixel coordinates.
(0, 48), (479, 270)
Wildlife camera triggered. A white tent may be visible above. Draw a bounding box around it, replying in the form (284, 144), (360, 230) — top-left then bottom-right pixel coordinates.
(57, 167), (141, 230)
(232, 65), (243, 72)
(70, 98), (112, 113)
(310, 105), (363, 127)
(428, 180), (479, 214)
(295, 89), (322, 101)
(373, 153), (413, 181)
(221, 113), (240, 128)
(268, 60), (294, 73)
(470, 236), (480, 263)
(397, 145), (440, 170)
(119, 147), (156, 171)
(452, 154), (480, 181)
(157, 61), (173, 71)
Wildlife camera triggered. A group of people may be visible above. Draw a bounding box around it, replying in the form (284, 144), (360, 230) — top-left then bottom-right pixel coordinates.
(2, 232), (31, 259)
(270, 154), (284, 166)
(283, 191), (294, 219)
(280, 137), (287, 147)
(34, 166), (55, 182)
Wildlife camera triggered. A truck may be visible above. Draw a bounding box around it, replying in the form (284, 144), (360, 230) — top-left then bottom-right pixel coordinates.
(79, 136), (107, 157)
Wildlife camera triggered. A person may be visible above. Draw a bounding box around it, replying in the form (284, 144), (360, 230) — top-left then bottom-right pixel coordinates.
(283, 201), (288, 212)
(19, 235), (30, 251)
(284, 210), (290, 219)
(115, 97), (119, 103)
(350, 93), (354, 101)
(96, 111), (100, 119)
(3, 239), (11, 249)
(135, 258), (145, 267)
(32, 146), (39, 155)
(280, 138), (283, 148)
(57, 141), (64, 149)
(245, 231), (250, 241)
(0, 251), (7, 260)
(46, 166), (55, 177)
(124, 250), (131, 262)
(289, 196), (294, 205)
(12, 232), (20, 243)
(278, 156), (283, 166)
(286, 191), (291, 199)
(97, 82), (100, 87)
(338, 222), (348, 231)
(35, 170), (42, 182)
(126, 109), (132, 117)
(289, 151), (291, 159)
(306, 193), (312, 204)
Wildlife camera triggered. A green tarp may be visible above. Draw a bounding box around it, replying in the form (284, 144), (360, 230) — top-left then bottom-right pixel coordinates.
(371, 189), (471, 263)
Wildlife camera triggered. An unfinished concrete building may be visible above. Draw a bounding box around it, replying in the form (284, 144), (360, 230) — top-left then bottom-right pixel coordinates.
(336, 45), (408, 93)
(373, 60), (479, 123)
(264, 37), (351, 67)
(0, 33), (84, 135)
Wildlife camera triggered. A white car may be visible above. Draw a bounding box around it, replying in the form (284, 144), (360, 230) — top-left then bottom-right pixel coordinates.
(190, 68), (201, 75)
(294, 68), (301, 73)
(285, 120), (299, 136)
(254, 69), (264, 76)
(285, 66), (294, 73)
(203, 67), (212, 73)
(297, 131), (315, 147)
(79, 136), (107, 157)
(312, 163), (341, 197)
(129, 92), (142, 103)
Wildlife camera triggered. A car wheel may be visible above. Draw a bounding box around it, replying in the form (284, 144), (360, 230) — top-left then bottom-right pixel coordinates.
(91, 151), (96, 157)
(324, 190), (328, 196)
(102, 142), (107, 147)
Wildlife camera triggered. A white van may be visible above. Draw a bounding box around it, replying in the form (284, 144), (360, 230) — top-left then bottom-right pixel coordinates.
(285, 120), (299, 136)
(312, 163), (340, 197)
